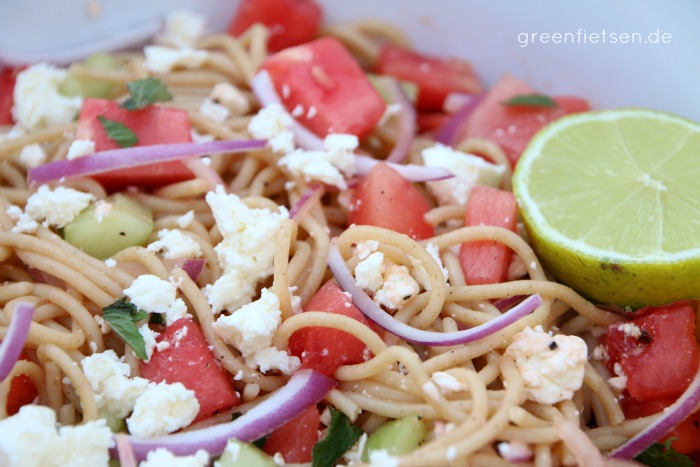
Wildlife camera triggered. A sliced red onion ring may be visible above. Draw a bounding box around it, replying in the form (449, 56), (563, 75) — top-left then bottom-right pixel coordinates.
(115, 434), (137, 467)
(609, 364), (700, 460)
(289, 185), (324, 220)
(354, 155), (453, 182)
(0, 302), (35, 382)
(493, 295), (526, 312)
(250, 70), (324, 150)
(27, 140), (266, 186)
(327, 239), (541, 346)
(121, 369), (335, 460)
(380, 79), (416, 163)
(434, 94), (484, 146)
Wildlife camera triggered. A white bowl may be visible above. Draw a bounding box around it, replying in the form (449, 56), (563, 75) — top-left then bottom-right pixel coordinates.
(1, 0), (697, 120)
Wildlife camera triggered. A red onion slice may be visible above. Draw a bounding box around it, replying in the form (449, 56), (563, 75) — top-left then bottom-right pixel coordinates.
(115, 434), (137, 467)
(379, 79), (416, 163)
(433, 94), (484, 146)
(122, 369), (335, 460)
(354, 155), (453, 182)
(250, 70), (324, 150)
(327, 239), (541, 346)
(0, 302), (35, 381)
(289, 185), (324, 220)
(163, 259), (206, 282)
(27, 140), (266, 186)
(609, 364), (700, 460)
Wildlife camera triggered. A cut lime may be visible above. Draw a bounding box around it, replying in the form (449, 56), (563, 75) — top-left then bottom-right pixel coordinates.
(513, 108), (700, 308)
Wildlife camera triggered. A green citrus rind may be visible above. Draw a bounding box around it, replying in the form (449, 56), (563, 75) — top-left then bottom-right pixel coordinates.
(513, 108), (700, 308)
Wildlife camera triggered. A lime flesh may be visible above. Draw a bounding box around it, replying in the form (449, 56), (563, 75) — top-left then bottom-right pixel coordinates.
(513, 108), (700, 308)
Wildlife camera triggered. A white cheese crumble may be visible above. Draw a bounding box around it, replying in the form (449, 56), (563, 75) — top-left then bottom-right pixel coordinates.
(354, 251), (385, 293)
(204, 186), (288, 313)
(247, 346), (301, 375)
(199, 98), (230, 122)
(104, 258), (117, 268)
(247, 103), (295, 154)
(139, 324), (160, 361)
(211, 82), (250, 116)
(354, 240), (379, 260)
(342, 432), (368, 464)
(158, 10), (207, 49)
(140, 448), (209, 467)
(126, 381), (199, 437)
(213, 288), (281, 357)
(608, 362), (628, 391)
(66, 139), (96, 160)
(147, 229), (203, 259)
(616, 322), (642, 339)
(374, 264), (420, 310)
(0, 405), (113, 467)
(124, 274), (189, 326)
(143, 46), (209, 74)
(81, 349), (150, 419)
(177, 210), (195, 228)
(505, 326), (587, 404)
(18, 143), (46, 168)
(368, 449), (399, 467)
(11, 185), (95, 233)
(426, 242), (449, 282)
(497, 440), (533, 462)
(93, 200), (113, 224)
(278, 133), (358, 189)
(422, 143), (506, 206)
(12, 63), (83, 130)
(431, 371), (467, 394)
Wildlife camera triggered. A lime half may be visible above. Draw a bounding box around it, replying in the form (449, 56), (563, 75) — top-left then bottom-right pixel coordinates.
(513, 108), (700, 308)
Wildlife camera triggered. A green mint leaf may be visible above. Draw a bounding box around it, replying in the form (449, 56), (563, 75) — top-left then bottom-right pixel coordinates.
(634, 439), (694, 467)
(502, 93), (558, 108)
(121, 77), (173, 111)
(102, 297), (149, 359)
(312, 408), (363, 467)
(97, 116), (138, 148)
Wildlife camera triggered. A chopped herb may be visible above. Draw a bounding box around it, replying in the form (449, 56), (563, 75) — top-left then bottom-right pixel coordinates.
(97, 116), (138, 148)
(502, 93), (558, 108)
(121, 77), (173, 111)
(312, 408), (363, 467)
(634, 439), (693, 467)
(102, 297), (148, 359)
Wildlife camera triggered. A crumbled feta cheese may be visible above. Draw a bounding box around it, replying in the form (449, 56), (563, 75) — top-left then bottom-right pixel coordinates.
(147, 229), (203, 259)
(18, 143), (46, 168)
(143, 46), (208, 74)
(342, 433), (368, 464)
(497, 440), (533, 462)
(247, 103), (295, 154)
(369, 450), (399, 467)
(93, 200), (113, 224)
(431, 371), (466, 394)
(81, 349), (151, 418)
(124, 274), (189, 325)
(12, 63), (83, 130)
(177, 210), (195, 228)
(273, 452), (285, 465)
(374, 264), (420, 310)
(426, 242), (449, 282)
(139, 324), (160, 361)
(422, 143), (505, 206)
(12, 185), (95, 233)
(104, 258), (117, 268)
(608, 362), (628, 391)
(140, 448), (209, 467)
(248, 347), (301, 375)
(127, 382), (199, 437)
(66, 139), (96, 160)
(199, 98), (230, 122)
(354, 252), (385, 292)
(616, 322), (642, 339)
(422, 381), (442, 402)
(213, 288), (281, 358)
(354, 240), (379, 260)
(505, 326), (587, 404)
(446, 445), (458, 460)
(591, 344), (609, 361)
(0, 405), (113, 467)
(204, 187), (288, 313)
(158, 11), (207, 49)
(210, 83), (250, 115)
(278, 133), (358, 189)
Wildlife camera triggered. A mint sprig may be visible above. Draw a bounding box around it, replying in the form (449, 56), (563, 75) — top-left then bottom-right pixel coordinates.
(121, 77), (173, 111)
(102, 297), (148, 359)
(97, 116), (138, 148)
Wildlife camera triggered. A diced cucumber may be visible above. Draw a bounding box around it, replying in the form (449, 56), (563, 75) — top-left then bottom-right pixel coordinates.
(103, 414), (126, 433)
(215, 439), (276, 467)
(62, 194), (153, 260)
(362, 415), (426, 462)
(58, 52), (120, 98)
